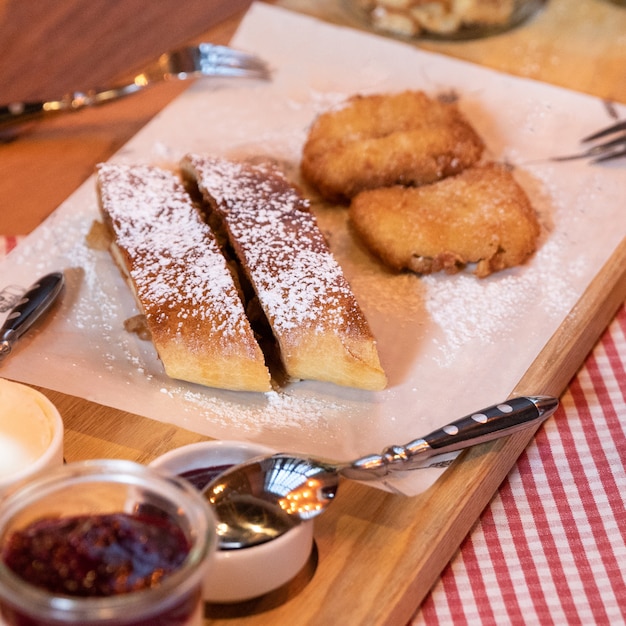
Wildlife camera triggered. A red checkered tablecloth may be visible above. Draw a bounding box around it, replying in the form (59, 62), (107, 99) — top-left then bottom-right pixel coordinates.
(412, 306), (626, 624)
(0, 237), (22, 258)
(2, 235), (624, 624)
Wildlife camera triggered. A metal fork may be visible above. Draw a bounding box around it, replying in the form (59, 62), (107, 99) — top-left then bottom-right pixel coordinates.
(553, 119), (626, 163)
(0, 43), (270, 130)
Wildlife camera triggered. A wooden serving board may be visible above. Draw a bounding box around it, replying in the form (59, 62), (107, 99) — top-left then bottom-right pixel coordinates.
(4, 0), (626, 623)
(43, 235), (626, 625)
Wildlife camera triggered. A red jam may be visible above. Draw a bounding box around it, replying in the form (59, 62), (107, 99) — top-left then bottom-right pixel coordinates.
(179, 464), (233, 491)
(2, 513), (190, 597)
(0, 512), (201, 625)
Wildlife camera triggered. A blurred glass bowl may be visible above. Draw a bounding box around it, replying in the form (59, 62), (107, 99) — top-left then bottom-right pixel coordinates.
(346, 0), (546, 40)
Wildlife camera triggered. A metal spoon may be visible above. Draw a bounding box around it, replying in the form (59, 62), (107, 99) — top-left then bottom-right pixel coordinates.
(204, 395), (558, 549)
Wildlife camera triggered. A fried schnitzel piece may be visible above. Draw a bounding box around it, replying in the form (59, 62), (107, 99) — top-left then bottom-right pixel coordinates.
(349, 163), (540, 278)
(301, 90), (484, 202)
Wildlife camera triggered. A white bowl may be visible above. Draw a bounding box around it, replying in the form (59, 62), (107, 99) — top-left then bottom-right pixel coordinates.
(0, 378), (64, 498)
(150, 440), (315, 603)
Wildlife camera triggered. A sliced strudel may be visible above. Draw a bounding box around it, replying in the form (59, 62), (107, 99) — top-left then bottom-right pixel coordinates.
(180, 155), (387, 391)
(96, 163), (271, 392)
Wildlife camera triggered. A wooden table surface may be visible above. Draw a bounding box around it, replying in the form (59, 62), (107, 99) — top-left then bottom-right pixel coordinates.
(1, 1), (626, 624)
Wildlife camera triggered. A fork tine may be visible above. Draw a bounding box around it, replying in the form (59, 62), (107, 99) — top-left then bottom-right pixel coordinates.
(553, 118), (626, 162)
(551, 151), (594, 162)
(592, 145), (626, 164)
(581, 119), (626, 142)
(552, 142), (626, 163)
(585, 120), (626, 163)
(585, 134), (626, 155)
(197, 43), (270, 78)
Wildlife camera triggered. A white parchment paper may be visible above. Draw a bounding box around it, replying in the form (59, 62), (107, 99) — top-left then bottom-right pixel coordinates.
(0, 3), (624, 495)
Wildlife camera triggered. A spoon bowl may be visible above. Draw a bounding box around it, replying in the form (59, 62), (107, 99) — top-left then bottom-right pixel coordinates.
(204, 396), (559, 549)
(205, 455), (338, 549)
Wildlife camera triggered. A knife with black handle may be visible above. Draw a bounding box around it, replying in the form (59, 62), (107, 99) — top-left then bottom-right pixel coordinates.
(0, 272), (65, 361)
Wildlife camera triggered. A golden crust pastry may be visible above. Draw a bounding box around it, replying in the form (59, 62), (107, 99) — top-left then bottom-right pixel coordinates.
(349, 163), (540, 278)
(96, 163), (271, 392)
(301, 90), (484, 202)
(181, 154), (387, 391)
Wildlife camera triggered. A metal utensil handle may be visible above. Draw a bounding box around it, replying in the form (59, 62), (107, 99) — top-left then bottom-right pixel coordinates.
(0, 86), (140, 130)
(345, 396), (559, 479)
(0, 272), (65, 348)
(0, 102), (51, 129)
(419, 396), (557, 453)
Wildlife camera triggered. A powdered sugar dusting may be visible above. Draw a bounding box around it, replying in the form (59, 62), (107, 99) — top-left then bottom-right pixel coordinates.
(423, 272), (529, 351)
(96, 164), (256, 351)
(184, 156), (368, 337)
(174, 386), (354, 437)
(421, 230), (583, 368)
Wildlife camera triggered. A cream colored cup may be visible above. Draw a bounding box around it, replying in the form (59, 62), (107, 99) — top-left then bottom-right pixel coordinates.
(0, 378), (64, 497)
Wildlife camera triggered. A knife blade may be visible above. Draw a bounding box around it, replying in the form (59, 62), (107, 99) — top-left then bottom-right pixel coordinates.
(0, 271), (65, 362)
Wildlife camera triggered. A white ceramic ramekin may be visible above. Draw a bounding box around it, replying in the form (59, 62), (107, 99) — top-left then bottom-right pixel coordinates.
(150, 440), (315, 603)
(0, 378), (64, 498)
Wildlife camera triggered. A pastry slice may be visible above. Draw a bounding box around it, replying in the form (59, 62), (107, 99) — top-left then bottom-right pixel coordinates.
(96, 163), (271, 392)
(181, 155), (387, 391)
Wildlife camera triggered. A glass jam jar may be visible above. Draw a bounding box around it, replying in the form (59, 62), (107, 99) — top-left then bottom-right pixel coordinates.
(347, 0), (546, 40)
(0, 459), (216, 626)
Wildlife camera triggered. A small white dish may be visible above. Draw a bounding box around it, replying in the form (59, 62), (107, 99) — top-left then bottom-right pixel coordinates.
(150, 440), (315, 603)
(0, 378), (64, 498)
